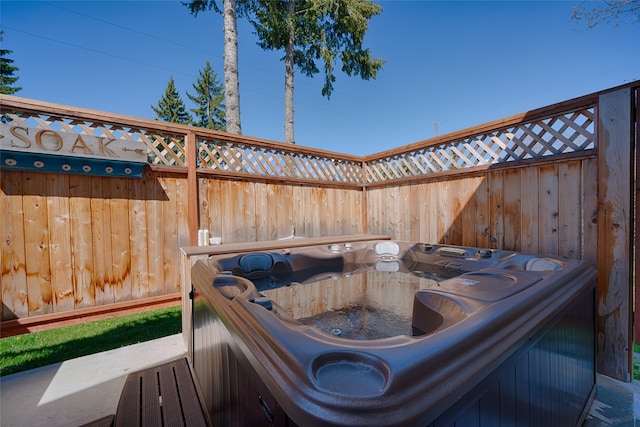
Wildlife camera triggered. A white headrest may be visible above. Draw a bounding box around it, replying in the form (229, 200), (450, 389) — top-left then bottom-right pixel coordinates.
(375, 242), (400, 256)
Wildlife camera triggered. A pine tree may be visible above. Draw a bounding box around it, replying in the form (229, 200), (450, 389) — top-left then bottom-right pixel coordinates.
(187, 61), (226, 130)
(249, 0), (384, 144)
(0, 30), (22, 95)
(151, 76), (192, 124)
(184, 0), (250, 134)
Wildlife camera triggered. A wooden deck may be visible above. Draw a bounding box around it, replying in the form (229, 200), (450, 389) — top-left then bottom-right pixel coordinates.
(114, 358), (209, 427)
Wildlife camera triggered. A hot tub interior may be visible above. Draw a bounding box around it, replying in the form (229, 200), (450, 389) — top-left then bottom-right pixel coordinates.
(210, 241), (558, 339)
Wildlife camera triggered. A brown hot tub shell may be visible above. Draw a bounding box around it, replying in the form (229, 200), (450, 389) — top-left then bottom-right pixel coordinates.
(190, 240), (596, 426)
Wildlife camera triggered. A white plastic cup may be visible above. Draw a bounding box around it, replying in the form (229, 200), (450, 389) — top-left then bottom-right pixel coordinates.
(198, 229), (210, 246)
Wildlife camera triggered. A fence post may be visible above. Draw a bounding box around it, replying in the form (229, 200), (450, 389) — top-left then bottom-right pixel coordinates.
(361, 160), (368, 234)
(186, 131), (199, 246)
(596, 86), (634, 381)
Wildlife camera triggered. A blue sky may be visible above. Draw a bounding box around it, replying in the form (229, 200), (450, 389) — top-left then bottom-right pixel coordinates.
(1, 1), (638, 155)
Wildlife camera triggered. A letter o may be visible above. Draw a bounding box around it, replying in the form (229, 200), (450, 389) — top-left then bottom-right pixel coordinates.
(35, 130), (63, 151)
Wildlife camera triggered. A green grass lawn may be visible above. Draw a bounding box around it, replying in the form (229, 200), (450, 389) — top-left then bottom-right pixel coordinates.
(0, 305), (181, 377)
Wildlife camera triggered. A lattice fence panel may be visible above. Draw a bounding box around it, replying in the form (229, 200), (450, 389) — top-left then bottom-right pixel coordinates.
(1, 104), (597, 185)
(197, 137), (362, 184)
(366, 107), (596, 184)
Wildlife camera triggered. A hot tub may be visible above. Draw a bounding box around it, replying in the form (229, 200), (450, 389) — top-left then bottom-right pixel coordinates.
(190, 240), (596, 426)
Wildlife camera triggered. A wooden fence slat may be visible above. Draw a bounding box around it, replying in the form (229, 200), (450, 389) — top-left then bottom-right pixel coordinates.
(344, 188), (354, 235)
(558, 161), (582, 259)
(460, 177), (477, 247)
(207, 179), (223, 240)
(23, 173), (53, 315)
(1, 171), (28, 319)
(397, 186), (410, 240)
(161, 176), (180, 294)
(283, 183), (297, 238)
(146, 175), (163, 297)
(199, 177), (211, 236)
(520, 167), (539, 254)
(537, 164), (559, 256)
(295, 186), (323, 237)
(582, 158), (599, 266)
(503, 168), (522, 251)
(474, 176), (490, 249)
(488, 170), (505, 250)
(409, 184), (421, 242)
(448, 179), (464, 245)
(130, 176), (149, 299)
(336, 187), (348, 237)
(366, 188), (380, 236)
(255, 183), (271, 241)
(436, 180), (449, 244)
(244, 181), (258, 242)
(426, 182), (439, 243)
(69, 175), (95, 309)
(47, 173), (74, 312)
(388, 186), (401, 239)
(414, 182), (425, 243)
(325, 187), (336, 237)
(176, 178), (190, 248)
(90, 177), (112, 306)
(219, 180), (234, 243)
(108, 178), (132, 302)
(318, 187), (328, 236)
(376, 187), (386, 237)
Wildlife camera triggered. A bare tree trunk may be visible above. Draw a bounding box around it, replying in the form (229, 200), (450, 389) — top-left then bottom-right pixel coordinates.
(284, 0), (295, 144)
(224, 0), (242, 134)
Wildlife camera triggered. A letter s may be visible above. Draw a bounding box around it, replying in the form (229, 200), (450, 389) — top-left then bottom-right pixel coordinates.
(9, 126), (31, 148)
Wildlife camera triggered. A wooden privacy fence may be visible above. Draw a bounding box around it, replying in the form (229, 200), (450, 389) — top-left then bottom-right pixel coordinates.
(0, 81), (637, 381)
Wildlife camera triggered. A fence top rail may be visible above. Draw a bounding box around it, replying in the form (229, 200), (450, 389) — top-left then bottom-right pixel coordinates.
(0, 94), (362, 164)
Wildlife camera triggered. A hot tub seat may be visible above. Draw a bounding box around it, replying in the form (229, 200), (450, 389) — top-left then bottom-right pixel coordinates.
(216, 251), (344, 291)
(411, 291), (467, 336)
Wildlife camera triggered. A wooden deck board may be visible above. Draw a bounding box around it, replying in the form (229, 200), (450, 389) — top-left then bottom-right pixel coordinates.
(158, 363), (182, 427)
(114, 374), (141, 427)
(141, 368), (161, 426)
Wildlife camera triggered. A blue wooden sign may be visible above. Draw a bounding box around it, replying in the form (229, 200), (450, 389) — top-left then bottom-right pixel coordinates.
(0, 123), (148, 177)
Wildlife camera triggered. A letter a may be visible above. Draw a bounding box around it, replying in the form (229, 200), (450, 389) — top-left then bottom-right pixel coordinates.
(70, 135), (93, 154)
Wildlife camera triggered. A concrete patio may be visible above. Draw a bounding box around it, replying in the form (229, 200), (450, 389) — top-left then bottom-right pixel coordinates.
(1, 334), (638, 426)
(0, 334), (187, 427)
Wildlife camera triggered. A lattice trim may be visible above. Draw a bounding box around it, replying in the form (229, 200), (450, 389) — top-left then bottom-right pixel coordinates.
(365, 107), (596, 183)
(197, 137), (362, 183)
(1, 104), (596, 185)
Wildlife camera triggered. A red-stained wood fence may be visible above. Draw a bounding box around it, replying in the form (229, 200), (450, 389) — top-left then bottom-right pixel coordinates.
(1, 81), (637, 381)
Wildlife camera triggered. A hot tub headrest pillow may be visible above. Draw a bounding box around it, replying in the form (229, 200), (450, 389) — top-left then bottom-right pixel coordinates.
(375, 242), (401, 257)
(239, 253), (275, 274)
